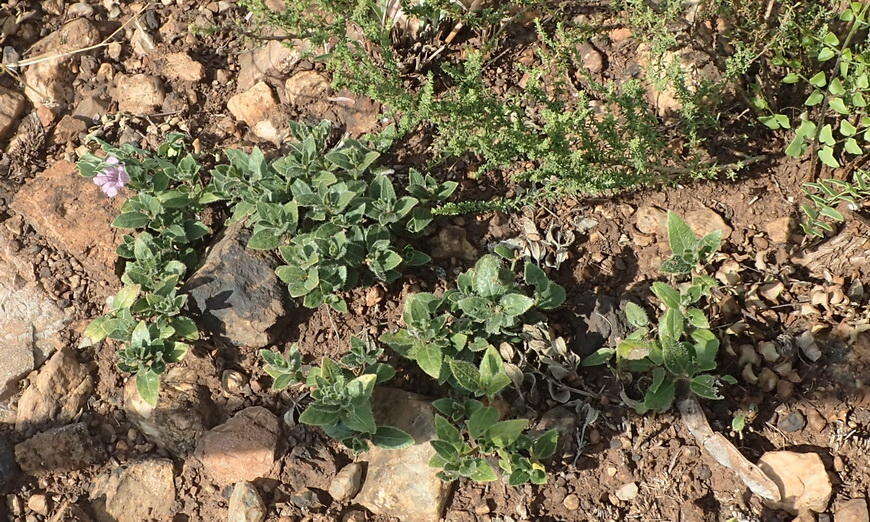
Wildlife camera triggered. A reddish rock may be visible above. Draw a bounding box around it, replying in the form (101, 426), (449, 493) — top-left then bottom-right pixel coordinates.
(0, 233), (70, 397)
(90, 459), (176, 522)
(15, 423), (105, 473)
(52, 114), (88, 144)
(23, 19), (101, 108)
(227, 81), (278, 128)
(194, 407), (279, 485)
(113, 74), (166, 115)
(11, 161), (125, 285)
(0, 86), (26, 138)
(162, 52), (205, 83)
(15, 345), (93, 433)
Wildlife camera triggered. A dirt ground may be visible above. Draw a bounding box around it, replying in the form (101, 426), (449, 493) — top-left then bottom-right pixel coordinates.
(0, 1), (867, 521)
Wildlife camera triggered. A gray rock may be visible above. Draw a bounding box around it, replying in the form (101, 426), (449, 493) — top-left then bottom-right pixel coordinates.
(123, 366), (215, 457)
(329, 462), (364, 502)
(90, 459), (176, 522)
(575, 295), (631, 354)
(186, 225), (288, 348)
(778, 411), (806, 433)
(356, 388), (452, 522)
(0, 234), (69, 398)
(16, 345), (93, 433)
(15, 423), (105, 473)
(228, 482), (266, 522)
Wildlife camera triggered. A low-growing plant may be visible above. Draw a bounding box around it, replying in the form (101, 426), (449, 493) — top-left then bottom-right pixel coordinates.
(77, 135), (218, 405)
(583, 212), (735, 413)
(764, 2), (869, 168)
(212, 120), (456, 312)
(261, 339), (414, 452)
(800, 169), (869, 236)
(428, 398), (559, 485)
(380, 252), (565, 386)
(659, 211), (722, 275)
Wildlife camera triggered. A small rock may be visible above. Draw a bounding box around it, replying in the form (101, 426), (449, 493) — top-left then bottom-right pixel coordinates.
(132, 25), (157, 56)
(578, 44), (605, 73)
(162, 52), (205, 83)
(796, 331), (822, 362)
(290, 488), (321, 509)
(562, 494), (580, 510)
(124, 366), (215, 456)
(0, 86), (26, 138)
(15, 345), (92, 433)
(237, 39), (306, 91)
(758, 367), (778, 392)
(90, 459), (176, 522)
(67, 2), (95, 17)
(341, 510), (367, 522)
(758, 451), (832, 514)
(113, 74), (166, 115)
(227, 81), (279, 128)
(26, 494), (49, 516)
(535, 406), (578, 454)
(765, 216), (794, 244)
(615, 482), (638, 501)
(684, 206), (732, 240)
(609, 27), (633, 41)
(228, 482), (266, 522)
(23, 19), (101, 108)
(806, 409), (827, 432)
(835, 499), (869, 522)
(221, 370), (246, 394)
(776, 380), (794, 400)
(284, 70), (330, 106)
(15, 423), (105, 473)
(72, 94), (111, 123)
(194, 407), (280, 485)
(329, 463), (364, 502)
(107, 42), (122, 61)
(52, 114), (89, 144)
(634, 206), (667, 236)
(430, 226), (477, 261)
(777, 411), (805, 433)
(356, 388), (452, 522)
(757, 341), (779, 362)
(186, 225), (288, 348)
(576, 296), (631, 354)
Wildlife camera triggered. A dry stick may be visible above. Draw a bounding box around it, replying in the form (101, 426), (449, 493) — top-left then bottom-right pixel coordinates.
(422, 0), (486, 67)
(809, 1), (870, 182)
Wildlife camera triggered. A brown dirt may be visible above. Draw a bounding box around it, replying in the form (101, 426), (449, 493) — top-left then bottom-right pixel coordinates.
(0, 1), (867, 522)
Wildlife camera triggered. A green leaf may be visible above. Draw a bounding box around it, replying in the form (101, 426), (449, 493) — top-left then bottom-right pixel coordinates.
(449, 359), (481, 393)
(616, 339), (654, 360)
(345, 403), (377, 434)
(416, 343), (443, 379)
(818, 47), (836, 61)
(804, 90), (823, 106)
(247, 229), (282, 250)
(469, 460), (498, 482)
(690, 374), (723, 400)
(371, 426), (415, 449)
(651, 282), (681, 309)
(666, 212), (695, 257)
(685, 308), (709, 328)
(112, 212), (150, 229)
(828, 78), (846, 96)
(467, 406), (500, 439)
(829, 97), (849, 115)
(782, 72), (799, 84)
(136, 370), (160, 407)
(170, 316), (199, 340)
(110, 284), (141, 311)
(774, 114), (790, 129)
(840, 119), (857, 136)
(785, 134), (806, 157)
(643, 377), (676, 412)
(581, 348), (615, 366)
(82, 316), (115, 344)
(479, 347), (503, 382)
(532, 429), (560, 460)
(499, 293), (535, 316)
(819, 124), (836, 146)
(487, 419), (529, 447)
(299, 404), (341, 426)
(472, 255), (505, 298)
(523, 262), (548, 290)
(662, 341), (693, 377)
(808, 71), (826, 88)
(844, 138), (863, 155)
(818, 146), (840, 168)
(624, 302), (648, 327)
(434, 414), (462, 444)
(659, 308), (684, 342)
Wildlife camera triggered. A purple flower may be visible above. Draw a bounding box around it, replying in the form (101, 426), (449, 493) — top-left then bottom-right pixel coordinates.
(93, 155), (129, 198)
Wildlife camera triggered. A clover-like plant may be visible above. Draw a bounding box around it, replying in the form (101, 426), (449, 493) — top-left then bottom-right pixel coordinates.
(762, 2), (869, 168)
(380, 253), (565, 387)
(428, 398), (558, 485)
(78, 135), (217, 405)
(261, 340), (414, 452)
(583, 212), (735, 413)
(212, 120), (456, 312)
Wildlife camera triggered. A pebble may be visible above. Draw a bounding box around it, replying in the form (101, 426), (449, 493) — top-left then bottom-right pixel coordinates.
(806, 409), (827, 432)
(26, 494), (49, 515)
(778, 411), (806, 433)
(562, 494), (580, 510)
(615, 482), (638, 501)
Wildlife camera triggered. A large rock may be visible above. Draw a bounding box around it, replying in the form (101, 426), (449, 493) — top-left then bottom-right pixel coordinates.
(11, 161), (125, 285)
(123, 366), (216, 456)
(15, 345), (93, 433)
(0, 86), (26, 138)
(194, 407), (280, 485)
(356, 388), (452, 522)
(186, 225), (287, 348)
(227, 481), (266, 522)
(23, 19), (101, 108)
(15, 422), (105, 473)
(0, 234), (70, 398)
(112, 74), (166, 115)
(758, 451), (833, 514)
(89, 459), (176, 522)
(237, 39), (305, 91)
